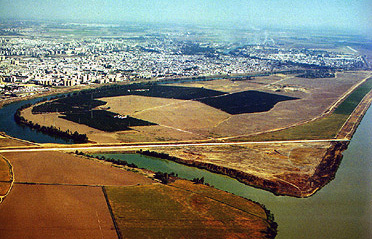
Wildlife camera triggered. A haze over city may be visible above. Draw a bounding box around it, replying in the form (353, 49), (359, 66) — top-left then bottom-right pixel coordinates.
(1, 1), (372, 239)
(1, 0), (371, 34)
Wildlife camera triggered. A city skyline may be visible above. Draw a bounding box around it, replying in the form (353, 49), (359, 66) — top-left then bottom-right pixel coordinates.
(0, 0), (371, 34)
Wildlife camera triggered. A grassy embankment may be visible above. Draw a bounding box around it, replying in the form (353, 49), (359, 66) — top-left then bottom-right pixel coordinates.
(105, 179), (277, 239)
(240, 77), (372, 141)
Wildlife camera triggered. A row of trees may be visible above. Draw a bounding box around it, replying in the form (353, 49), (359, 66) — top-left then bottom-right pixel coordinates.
(137, 150), (180, 162)
(14, 104), (88, 143)
(76, 151), (138, 168)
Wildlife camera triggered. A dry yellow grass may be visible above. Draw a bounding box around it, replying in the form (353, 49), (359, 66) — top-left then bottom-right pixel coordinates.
(106, 180), (275, 239)
(19, 71), (371, 143)
(150, 142), (330, 182)
(103, 95), (230, 134)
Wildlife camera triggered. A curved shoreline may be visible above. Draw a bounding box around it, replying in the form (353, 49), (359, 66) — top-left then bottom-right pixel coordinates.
(0, 155), (14, 203)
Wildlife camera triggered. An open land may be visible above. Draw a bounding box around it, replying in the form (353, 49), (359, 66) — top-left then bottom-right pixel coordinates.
(0, 156), (12, 202)
(106, 180), (276, 239)
(20, 71), (372, 143)
(13, 70), (372, 197)
(0, 148), (275, 238)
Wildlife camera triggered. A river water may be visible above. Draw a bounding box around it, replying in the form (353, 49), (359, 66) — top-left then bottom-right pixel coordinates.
(0, 96), (371, 238)
(0, 97), (72, 144)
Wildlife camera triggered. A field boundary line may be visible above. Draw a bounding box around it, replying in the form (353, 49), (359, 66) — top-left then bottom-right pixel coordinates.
(13, 181), (148, 188)
(102, 186), (122, 239)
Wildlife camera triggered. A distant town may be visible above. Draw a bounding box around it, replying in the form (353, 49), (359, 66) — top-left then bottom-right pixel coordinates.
(0, 21), (369, 100)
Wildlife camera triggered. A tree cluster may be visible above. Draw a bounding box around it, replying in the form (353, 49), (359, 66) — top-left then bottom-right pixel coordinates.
(154, 171), (177, 184)
(14, 104), (88, 143)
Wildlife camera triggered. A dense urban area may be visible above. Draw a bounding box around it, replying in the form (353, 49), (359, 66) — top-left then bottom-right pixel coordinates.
(0, 21), (369, 100)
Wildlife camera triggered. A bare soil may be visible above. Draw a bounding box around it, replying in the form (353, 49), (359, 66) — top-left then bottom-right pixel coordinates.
(0, 134), (33, 147)
(1, 151), (153, 186)
(0, 156), (12, 199)
(0, 184), (118, 239)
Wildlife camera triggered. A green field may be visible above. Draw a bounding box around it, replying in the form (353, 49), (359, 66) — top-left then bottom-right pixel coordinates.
(240, 77), (372, 141)
(105, 180), (276, 239)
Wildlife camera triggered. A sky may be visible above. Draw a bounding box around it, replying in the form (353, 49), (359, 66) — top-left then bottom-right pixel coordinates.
(0, 0), (371, 33)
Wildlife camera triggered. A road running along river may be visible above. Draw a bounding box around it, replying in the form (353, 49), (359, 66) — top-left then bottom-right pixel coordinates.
(95, 106), (372, 239)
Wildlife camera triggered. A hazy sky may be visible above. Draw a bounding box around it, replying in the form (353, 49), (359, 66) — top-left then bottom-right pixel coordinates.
(1, 0), (371, 32)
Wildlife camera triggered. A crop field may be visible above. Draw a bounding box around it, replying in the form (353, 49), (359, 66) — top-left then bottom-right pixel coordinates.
(1, 151), (153, 186)
(105, 180), (275, 239)
(0, 184), (118, 239)
(0, 151), (154, 238)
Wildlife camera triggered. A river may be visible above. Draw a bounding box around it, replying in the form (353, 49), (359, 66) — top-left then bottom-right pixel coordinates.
(0, 96), (371, 238)
(0, 97), (73, 144)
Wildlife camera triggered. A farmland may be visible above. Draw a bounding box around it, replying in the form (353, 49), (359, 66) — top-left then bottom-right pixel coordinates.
(105, 180), (276, 239)
(0, 146), (276, 238)
(0, 150), (153, 239)
(61, 110), (156, 132)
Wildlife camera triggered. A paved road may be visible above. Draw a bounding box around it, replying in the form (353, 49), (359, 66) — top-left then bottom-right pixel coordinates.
(0, 138), (350, 153)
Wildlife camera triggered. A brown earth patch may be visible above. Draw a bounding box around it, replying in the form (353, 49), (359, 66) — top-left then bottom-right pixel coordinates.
(0, 134), (32, 147)
(1, 151), (153, 186)
(0, 184), (117, 239)
(0, 156), (12, 200)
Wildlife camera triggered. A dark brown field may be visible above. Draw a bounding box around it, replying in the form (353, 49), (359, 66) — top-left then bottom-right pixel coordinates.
(0, 151), (153, 238)
(0, 150), (275, 238)
(0, 184), (117, 239)
(1, 151), (153, 186)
